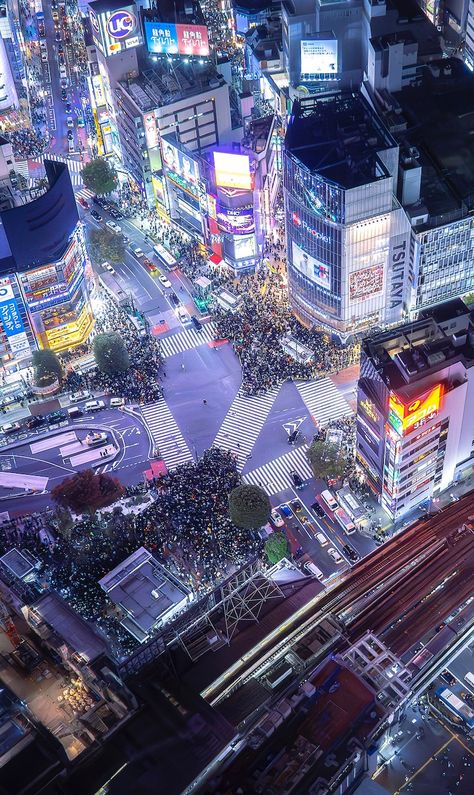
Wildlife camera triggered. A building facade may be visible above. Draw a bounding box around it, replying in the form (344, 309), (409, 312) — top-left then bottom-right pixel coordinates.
(283, 92), (411, 342)
(0, 161), (94, 368)
(356, 299), (474, 519)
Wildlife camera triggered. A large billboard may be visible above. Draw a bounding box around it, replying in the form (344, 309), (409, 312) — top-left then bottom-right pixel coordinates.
(291, 241), (331, 289)
(162, 139), (200, 184)
(349, 265), (384, 302)
(388, 385), (442, 436)
(214, 152), (252, 190)
(0, 280), (30, 358)
(216, 205), (255, 235)
(89, 3), (141, 57)
(144, 20), (209, 57)
(301, 39), (338, 75)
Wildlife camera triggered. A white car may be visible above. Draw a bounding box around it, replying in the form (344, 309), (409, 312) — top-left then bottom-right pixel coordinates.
(67, 117), (74, 128)
(85, 432), (107, 447)
(85, 399), (105, 412)
(178, 309), (189, 323)
(70, 390), (91, 403)
(103, 261), (115, 275)
(271, 509), (284, 527)
(1, 422), (20, 435)
(159, 274), (172, 288)
(105, 220), (121, 234)
(327, 547), (344, 565)
(132, 247), (144, 258)
(110, 396), (124, 407)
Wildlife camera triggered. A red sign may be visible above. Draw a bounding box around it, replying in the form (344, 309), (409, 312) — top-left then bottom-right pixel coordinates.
(176, 24), (209, 57)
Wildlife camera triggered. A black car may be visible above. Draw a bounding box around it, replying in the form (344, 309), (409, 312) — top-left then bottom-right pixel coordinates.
(65, 102), (71, 113)
(191, 315), (202, 331)
(61, 88), (67, 101)
(47, 410), (67, 424)
(291, 471), (304, 489)
(170, 293), (180, 306)
(311, 501), (325, 518)
(90, 209), (102, 221)
(25, 415), (46, 429)
(343, 544), (360, 562)
(109, 208), (123, 219)
(67, 131), (73, 140)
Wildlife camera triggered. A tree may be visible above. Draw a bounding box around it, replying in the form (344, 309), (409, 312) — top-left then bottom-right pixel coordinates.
(307, 439), (346, 482)
(86, 226), (125, 265)
(228, 484), (271, 529)
(32, 349), (63, 386)
(81, 157), (117, 195)
(93, 332), (130, 375)
(51, 469), (124, 515)
(265, 532), (289, 564)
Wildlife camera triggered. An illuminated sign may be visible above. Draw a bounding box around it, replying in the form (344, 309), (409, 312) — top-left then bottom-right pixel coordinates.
(0, 285), (24, 337)
(216, 205), (255, 235)
(301, 39), (338, 76)
(359, 397), (380, 425)
(162, 139), (199, 183)
(107, 9), (136, 40)
(291, 241), (331, 289)
(214, 152), (252, 191)
(144, 20), (209, 57)
(89, 7), (100, 36)
(291, 211), (330, 243)
(349, 265), (384, 302)
(143, 112), (159, 150)
(388, 385), (442, 435)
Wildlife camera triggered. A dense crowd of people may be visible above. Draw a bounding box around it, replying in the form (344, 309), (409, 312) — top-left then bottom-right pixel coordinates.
(66, 295), (163, 403)
(10, 127), (47, 159)
(213, 270), (359, 395)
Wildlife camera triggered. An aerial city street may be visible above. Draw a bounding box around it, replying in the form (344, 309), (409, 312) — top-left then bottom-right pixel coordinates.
(0, 0), (473, 793)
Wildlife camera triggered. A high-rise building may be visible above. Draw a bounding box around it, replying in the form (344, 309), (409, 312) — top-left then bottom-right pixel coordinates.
(283, 92), (411, 342)
(356, 298), (474, 519)
(0, 160), (94, 369)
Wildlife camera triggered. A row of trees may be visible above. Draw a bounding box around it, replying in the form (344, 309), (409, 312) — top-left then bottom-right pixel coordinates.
(31, 331), (131, 389)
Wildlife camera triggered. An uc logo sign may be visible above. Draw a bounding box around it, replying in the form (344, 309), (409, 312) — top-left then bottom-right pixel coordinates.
(107, 10), (136, 40)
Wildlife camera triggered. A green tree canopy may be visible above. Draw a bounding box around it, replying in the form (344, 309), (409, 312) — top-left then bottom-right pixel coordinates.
(228, 484), (271, 529)
(307, 439), (346, 482)
(51, 469), (124, 515)
(93, 332), (130, 375)
(86, 226), (125, 265)
(265, 531), (289, 564)
(32, 349), (63, 386)
(81, 157), (117, 195)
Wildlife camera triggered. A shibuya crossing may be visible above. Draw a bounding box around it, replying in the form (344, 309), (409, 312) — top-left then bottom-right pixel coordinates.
(0, 1), (473, 795)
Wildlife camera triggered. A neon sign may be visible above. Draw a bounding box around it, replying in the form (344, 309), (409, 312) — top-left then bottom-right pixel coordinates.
(388, 384), (442, 436)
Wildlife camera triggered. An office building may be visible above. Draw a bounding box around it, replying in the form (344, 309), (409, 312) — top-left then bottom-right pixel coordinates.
(283, 92), (411, 341)
(375, 58), (474, 313)
(0, 160), (94, 368)
(356, 299), (474, 519)
(466, 0), (474, 70)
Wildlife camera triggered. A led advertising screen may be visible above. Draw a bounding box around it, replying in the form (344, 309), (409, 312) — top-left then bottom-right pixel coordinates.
(349, 265), (384, 302)
(144, 21), (209, 57)
(291, 241), (331, 289)
(216, 205), (255, 235)
(162, 139), (200, 183)
(143, 111), (159, 149)
(301, 39), (338, 76)
(388, 385), (442, 436)
(214, 152), (252, 190)
(89, 3), (142, 57)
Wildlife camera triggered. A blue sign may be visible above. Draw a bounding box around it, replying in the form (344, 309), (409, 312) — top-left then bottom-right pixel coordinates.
(107, 9), (136, 40)
(0, 298), (25, 337)
(144, 20), (178, 54)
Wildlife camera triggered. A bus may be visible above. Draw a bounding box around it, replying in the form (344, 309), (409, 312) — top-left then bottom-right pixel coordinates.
(320, 489), (338, 512)
(153, 243), (177, 270)
(465, 672), (474, 688)
(334, 507), (356, 535)
(436, 687), (474, 728)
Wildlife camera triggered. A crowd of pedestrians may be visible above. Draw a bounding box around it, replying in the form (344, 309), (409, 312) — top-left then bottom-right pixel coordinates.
(66, 295), (163, 403)
(10, 127), (47, 159)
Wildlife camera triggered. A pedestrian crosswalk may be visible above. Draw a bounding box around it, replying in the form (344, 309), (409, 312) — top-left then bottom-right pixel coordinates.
(34, 153), (84, 186)
(141, 401), (194, 470)
(296, 377), (352, 426)
(159, 322), (217, 358)
(212, 387), (280, 470)
(14, 159), (29, 178)
(75, 187), (95, 203)
(243, 445), (313, 495)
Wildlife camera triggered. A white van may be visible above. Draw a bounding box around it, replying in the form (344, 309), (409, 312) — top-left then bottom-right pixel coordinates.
(305, 562), (325, 581)
(85, 399), (105, 412)
(315, 532), (328, 547)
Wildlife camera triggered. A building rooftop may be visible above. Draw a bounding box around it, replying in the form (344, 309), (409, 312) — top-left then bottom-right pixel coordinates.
(0, 548), (38, 580)
(361, 299), (474, 393)
(99, 547), (190, 643)
(285, 92), (396, 189)
(29, 592), (108, 664)
(390, 59), (474, 226)
(118, 60), (225, 111)
(241, 114), (274, 154)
